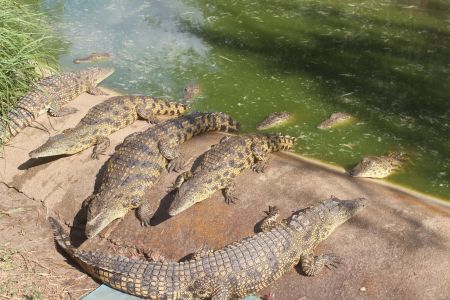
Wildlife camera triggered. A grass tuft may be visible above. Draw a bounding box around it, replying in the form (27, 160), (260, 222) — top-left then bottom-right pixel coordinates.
(0, 0), (64, 124)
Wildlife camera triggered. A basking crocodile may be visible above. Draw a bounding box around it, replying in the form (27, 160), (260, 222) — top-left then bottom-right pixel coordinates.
(350, 151), (407, 178)
(257, 112), (292, 130)
(0, 67), (114, 145)
(84, 112), (240, 238)
(29, 96), (189, 159)
(317, 112), (352, 130)
(73, 52), (111, 64)
(168, 134), (295, 216)
(49, 197), (367, 299)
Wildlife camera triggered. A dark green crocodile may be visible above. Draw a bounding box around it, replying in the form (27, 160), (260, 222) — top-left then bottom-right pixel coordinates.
(49, 197), (367, 299)
(0, 67), (114, 145)
(84, 112), (240, 238)
(168, 134), (296, 216)
(29, 95), (189, 159)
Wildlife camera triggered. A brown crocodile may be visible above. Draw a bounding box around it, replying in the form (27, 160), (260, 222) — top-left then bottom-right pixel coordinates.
(257, 112), (292, 130)
(28, 96), (189, 159)
(0, 67), (114, 145)
(316, 112), (352, 130)
(168, 134), (296, 216)
(49, 197), (367, 299)
(350, 151), (408, 178)
(84, 112), (240, 238)
(73, 52), (111, 64)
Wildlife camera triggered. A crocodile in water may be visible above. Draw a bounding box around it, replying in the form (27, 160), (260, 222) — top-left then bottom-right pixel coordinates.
(49, 197), (367, 299)
(350, 151), (407, 178)
(256, 112), (292, 130)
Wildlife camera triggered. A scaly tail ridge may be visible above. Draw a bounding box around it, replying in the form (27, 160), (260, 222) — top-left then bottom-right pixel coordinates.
(268, 134), (296, 151)
(48, 217), (75, 254)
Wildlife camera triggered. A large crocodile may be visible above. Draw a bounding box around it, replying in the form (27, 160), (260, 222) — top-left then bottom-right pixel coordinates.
(350, 151), (407, 178)
(84, 112), (240, 238)
(49, 197), (367, 299)
(29, 96), (189, 159)
(168, 134), (295, 216)
(0, 67), (114, 145)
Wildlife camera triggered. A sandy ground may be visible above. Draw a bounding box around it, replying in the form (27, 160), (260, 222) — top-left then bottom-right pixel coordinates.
(0, 90), (449, 300)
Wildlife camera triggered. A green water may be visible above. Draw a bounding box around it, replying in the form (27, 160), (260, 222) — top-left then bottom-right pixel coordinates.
(35, 0), (449, 200)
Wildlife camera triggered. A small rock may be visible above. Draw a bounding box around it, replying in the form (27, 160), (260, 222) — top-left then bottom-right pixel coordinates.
(360, 287), (367, 292)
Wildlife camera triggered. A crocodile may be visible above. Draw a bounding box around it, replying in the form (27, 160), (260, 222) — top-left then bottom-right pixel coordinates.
(316, 112), (352, 130)
(256, 112), (292, 130)
(183, 83), (201, 101)
(73, 52), (111, 64)
(28, 96), (189, 159)
(0, 67), (114, 145)
(84, 112), (240, 238)
(168, 134), (295, 216)
(350, 151), (407, 178)
(49, 197), (367, 299)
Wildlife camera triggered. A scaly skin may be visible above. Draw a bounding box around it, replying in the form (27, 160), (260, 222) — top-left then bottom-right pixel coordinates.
(28, 96), (189, 159)
(350, 151), (408, 178)
(84, 112), (240, 238)
(73, 52), (111, 64)
(49, 197), (367, 299)
(316, 112), (352, 130)
(256, 112), (292, 130)
(168, 134), (296, 216)
(0, 67), (114, 145)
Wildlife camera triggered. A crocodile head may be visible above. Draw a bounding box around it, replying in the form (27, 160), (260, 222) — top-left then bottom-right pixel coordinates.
(169, 178), (214, 216)
(84, 190), (136, 239)
(288, 197), (367, 243)
(349, 152), (405, 178)
(29, 128), (93, 158)
(84, 66), (115, 85)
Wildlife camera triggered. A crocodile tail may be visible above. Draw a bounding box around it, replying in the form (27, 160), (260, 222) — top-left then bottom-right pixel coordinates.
(48, 217), (76, 254)
(268, 134), (296, 151)
(143, 96), (190, 116)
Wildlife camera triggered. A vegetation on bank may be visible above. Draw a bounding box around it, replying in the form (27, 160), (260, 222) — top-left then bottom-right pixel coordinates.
(0, 0), (63, 123)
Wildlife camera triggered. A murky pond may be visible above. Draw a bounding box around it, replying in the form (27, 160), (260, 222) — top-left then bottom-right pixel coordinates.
(34, 0), (449, 200)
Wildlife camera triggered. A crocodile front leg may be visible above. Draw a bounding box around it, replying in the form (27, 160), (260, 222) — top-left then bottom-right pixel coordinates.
(300, 252), (342, 276)
(87, 87), (108, 96)
(260, 206), (283, 232)
(136, 104), (159, 124)
(91, 136), (110, 160)
(48, 105), (78, 117)
(170, 171), (193, 191)
(159, 139), (186, 172)
(222, 181), (238, 204)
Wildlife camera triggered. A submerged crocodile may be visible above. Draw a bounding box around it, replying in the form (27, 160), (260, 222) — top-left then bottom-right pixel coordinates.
(0, 67), (114, 145)
(29, 96), (189, 159)
(73, 52), (111, 64)
(256, 112), (292, 130)
(84, 112), (240, 238)
(168, 134), (295, 216)
(183, 83), (201, 101)
(49, 197), (367, 299)
(350, 152), (407, 178)
(317, 112), (352, 130)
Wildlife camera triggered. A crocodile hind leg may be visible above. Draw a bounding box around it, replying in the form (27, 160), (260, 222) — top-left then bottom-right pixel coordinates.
(300, 252), (342, 276)
(137, 201), (154, 227)
(251, 143), (269, 173)
(91, 136), (110, 159)
(259, 206), (283, 232)
(192, 278), (230, 300)
(222, 181), (238, 204)
(136, 104), (159, 124)
(48, 105), (78, 117)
